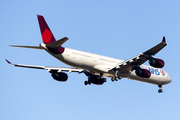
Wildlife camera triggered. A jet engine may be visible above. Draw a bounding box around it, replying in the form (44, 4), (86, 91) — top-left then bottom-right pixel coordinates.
(135, 68), (151, 78)
(51, 72), (68, 82)
(148, 58), (164, 68)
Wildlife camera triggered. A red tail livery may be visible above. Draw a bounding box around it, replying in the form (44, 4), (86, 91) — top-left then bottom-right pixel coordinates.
(37, 15), (56, 44)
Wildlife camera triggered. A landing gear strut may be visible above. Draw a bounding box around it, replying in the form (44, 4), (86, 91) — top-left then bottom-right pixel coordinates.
(111, 68), (121, 82)
(85, 75), (92, 85)
(158, 85), (163, 93)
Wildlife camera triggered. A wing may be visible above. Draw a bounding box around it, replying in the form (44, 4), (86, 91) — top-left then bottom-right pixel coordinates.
(5, 59), (84, 73)
(110, 37), (167, 73)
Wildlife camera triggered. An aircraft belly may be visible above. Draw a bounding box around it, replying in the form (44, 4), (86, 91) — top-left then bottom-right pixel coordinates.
(61, 54), (83, 68)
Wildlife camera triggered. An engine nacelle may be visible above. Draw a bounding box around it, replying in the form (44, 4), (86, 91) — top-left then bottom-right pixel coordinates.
(135, 68), (151, 78)
(51, 72), (68, 82)
(90, 75), (107, 85)
(148, 58), (164, 68)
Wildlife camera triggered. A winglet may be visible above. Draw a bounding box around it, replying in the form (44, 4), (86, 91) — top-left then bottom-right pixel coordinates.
(162, 36), (166, 43)
(5, 59), (12, 64)
(143, 36), (167, 56)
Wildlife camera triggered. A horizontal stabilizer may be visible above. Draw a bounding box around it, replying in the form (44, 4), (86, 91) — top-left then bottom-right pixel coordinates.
(10, 45), (44, 50)
(46, 37), (69, 49)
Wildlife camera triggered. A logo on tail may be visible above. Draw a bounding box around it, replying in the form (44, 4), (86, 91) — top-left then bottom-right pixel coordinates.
(37, 15), (68, 54)
(37, 15), (56, 44)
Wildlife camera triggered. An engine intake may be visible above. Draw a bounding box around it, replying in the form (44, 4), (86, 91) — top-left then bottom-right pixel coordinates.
(135, 68), (151, 78)
(51, 72), (68, 82)
(148, 58), (164, 68)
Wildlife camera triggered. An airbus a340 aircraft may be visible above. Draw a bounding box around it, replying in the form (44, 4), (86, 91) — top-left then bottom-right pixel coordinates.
(6, 15), (171, 93)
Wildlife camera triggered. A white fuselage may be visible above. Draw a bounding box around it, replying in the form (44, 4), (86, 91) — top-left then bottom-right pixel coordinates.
(41, 43), (171, 85)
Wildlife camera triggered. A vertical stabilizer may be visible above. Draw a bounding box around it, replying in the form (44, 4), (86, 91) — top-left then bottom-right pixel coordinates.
(37, 15), (65, 54)
(37, 15), (56, 44)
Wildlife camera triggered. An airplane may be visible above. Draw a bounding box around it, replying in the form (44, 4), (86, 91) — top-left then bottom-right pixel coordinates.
(6, 15), (172, 93)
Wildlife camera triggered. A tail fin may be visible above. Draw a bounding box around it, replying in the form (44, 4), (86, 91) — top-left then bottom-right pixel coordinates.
(37, 15), (56, 44)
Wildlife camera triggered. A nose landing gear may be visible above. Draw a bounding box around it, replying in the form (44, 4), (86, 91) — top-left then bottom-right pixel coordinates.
(158, 85), (163, 93)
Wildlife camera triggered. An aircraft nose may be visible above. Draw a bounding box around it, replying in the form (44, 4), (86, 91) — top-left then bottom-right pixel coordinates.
(168, 77), (172, 83)
(167, 75), (172, 84)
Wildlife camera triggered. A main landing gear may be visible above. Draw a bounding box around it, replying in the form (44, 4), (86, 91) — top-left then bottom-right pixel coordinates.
(158, 85), (163, 93)
(84, 80), (91, 85)
(111, 68), (121, 82)
(111, 76), (121, 82)
(84, 73), (107, 85)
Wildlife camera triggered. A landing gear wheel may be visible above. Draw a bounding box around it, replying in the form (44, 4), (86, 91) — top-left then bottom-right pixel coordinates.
(158, 85), (163, 93)
(88, 81), (91, 85)
(158, 89), (163, 93)
(118, 76), (122, 80)
(111, 77), (115, 82)
(84, 81), (88, 85)
(103, 78), (107, 82)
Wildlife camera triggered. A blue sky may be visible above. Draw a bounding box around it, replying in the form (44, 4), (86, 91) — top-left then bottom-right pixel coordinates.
(1, 0), (180, 120)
